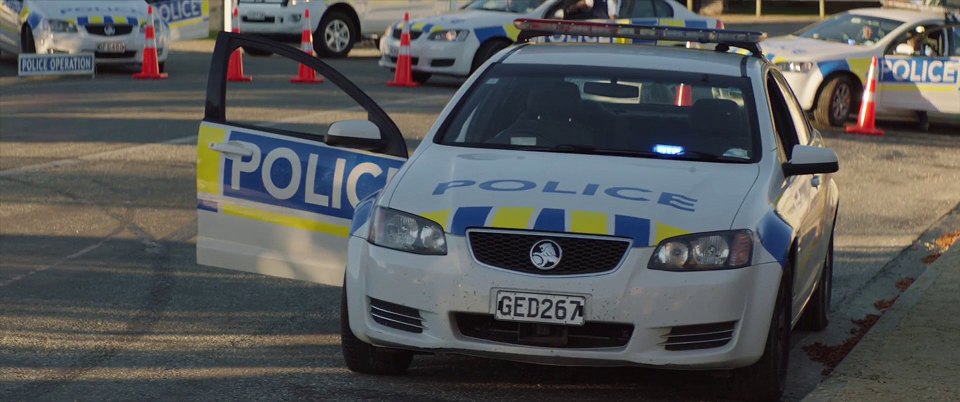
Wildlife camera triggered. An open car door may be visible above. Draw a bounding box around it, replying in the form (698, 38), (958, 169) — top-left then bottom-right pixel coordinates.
(196, 33), (407, 286)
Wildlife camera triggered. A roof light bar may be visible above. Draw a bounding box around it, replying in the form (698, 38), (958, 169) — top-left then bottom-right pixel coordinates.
(514, 19), (767, 57)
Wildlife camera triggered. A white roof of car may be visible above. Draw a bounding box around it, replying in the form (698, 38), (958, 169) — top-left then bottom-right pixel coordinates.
(848, 7), (950, 23)
(502, 44), (752, 77)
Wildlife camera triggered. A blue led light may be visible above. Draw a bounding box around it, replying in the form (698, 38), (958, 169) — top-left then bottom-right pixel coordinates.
(653, 144), (684, 155)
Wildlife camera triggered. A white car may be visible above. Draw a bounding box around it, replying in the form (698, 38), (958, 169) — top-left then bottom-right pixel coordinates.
(237, 0), (467, 58)
(0, 0), (170, 69)
(378, 0), (720, 82)
(762, 3), (960, 127)
(197, 20), (839, 401)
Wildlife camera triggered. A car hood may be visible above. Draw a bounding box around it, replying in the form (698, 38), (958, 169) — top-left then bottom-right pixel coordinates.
(401, 10), (520, 31)
(30, 0), (148, 20)
(387, 146), (760, 247)
(762, 35), (875, 62)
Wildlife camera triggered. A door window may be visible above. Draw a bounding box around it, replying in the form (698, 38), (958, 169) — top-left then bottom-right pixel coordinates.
(886, 24), (945, 57)
(766, 72), (799, 161)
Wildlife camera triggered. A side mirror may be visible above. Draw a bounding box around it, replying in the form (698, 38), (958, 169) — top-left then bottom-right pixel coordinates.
(325, 120), (384, 150)
(783, 145), (839, 177)
(894, 43), (914, 56)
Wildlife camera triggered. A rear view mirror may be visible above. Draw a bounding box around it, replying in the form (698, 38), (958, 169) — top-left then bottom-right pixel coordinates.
(325, 120), (384, 150)
(894, 43), (914, 56)
(583, 82), (639, 99)
(783, 145), (839, 176)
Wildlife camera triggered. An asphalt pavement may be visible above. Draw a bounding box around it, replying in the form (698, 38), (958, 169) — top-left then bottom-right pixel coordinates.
(2, 29), (959, 401)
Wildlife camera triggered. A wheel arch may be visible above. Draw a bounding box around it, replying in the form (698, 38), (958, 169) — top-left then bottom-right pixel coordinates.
(471, 36), (513, 70)
(324, 3), (360, 43)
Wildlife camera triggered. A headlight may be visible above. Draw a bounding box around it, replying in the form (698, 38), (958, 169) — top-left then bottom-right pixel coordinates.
(427, 29), (468, 42)
(44, 19), (78, 33)
(369, 207), (447, 255)
(775, 61), (815, 73)
(649, 230), (753, 271)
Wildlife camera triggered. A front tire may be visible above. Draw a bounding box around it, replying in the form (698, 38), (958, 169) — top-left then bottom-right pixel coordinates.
(411, 72), (431, 83)
(315, 10), (355, 58)
(340, 288), (413, 375)
(731, 261), (792, 401)
(799, 233), (833, 331)
(471, 39), (510, 73)
(814, 76), (854, 127)
(21, 26), (36, 54)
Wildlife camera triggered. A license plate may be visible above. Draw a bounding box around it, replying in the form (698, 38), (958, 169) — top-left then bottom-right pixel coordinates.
(246, 11), (266, 21)
(97, 41), (125, 53)
(494, 290), (586, 326)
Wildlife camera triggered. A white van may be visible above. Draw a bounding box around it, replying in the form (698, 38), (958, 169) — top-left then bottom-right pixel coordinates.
(237, 0), (465, 57)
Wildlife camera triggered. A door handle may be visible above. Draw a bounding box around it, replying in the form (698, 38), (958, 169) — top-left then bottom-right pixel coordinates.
(811, 176), (821, 188)
(210, 141), (253, 157)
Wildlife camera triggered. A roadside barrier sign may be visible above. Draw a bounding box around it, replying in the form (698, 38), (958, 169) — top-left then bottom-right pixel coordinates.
(18, 53), (95, 78)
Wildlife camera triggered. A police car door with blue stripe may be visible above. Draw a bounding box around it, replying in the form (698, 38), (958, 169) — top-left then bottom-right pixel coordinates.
(878, 22), (960, 114)
(196, 33), (407, 286)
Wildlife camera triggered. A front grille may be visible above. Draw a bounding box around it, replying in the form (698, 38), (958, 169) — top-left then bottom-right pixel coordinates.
(662, 321), (737, 351)
(85, 24), (134, 36)
(391, 29), (424, 40)
(388, 56), (419, 65)
(456, 313), (632, 348)
(369, 298), (424, 334)
(242, 16), (276, 23)
(468, 231), (630, 276)
(94, 51), (137, 59)
(430, 58), (455, 67)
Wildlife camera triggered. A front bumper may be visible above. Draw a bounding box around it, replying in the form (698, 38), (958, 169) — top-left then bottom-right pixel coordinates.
(35, 31), (169, 64)
(345, 235), (783, 369)
(781, 70), (823, 111)
(238, 3), (312, 36)
(378, 35), (476, 77)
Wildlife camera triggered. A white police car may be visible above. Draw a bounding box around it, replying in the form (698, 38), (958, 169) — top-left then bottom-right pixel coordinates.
(378, 0), (720, 83)
(236, 0), (464, 58)
(196, 20), (839, 401)
(0, 0), (170, 69)
(762, 1), (960, 127)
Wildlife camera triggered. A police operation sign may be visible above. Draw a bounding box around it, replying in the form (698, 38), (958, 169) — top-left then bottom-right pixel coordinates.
(18, 53), (95, 77)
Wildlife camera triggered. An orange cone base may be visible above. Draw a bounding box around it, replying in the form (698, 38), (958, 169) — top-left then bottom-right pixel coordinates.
(133, 72), (168, 79)
(133, 50), (167, 79)
(227, 52), (252, 82)
(291, 64), (324, 84)
(844, 125), (884, 136)
(387, 80), (419, 88)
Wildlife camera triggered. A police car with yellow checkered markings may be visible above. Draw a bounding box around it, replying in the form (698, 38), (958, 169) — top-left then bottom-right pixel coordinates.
(198, 20), (838, 401)
(378, 0), (720, 83)
(0, 0), (170, 69)
(762, 1), (959, 127)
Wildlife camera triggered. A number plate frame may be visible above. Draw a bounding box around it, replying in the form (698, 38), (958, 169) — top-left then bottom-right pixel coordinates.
(246, 11), (266, 21)
(97, 41), (126, 53)
(493, 290), (587, 326)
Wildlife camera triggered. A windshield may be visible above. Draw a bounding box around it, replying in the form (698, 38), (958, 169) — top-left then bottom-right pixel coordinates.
(436, 64), (759, 163)
(795, 13), (903, 46)
(465, 0), (547, 13)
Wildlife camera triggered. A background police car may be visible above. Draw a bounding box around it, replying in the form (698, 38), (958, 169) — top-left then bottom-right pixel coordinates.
(0, 0), (170, 69)
(763, 5), (960, 127)
(196, 24), (839, 401)
(237, 0), (466, 58)
(378, 0), (719, 83)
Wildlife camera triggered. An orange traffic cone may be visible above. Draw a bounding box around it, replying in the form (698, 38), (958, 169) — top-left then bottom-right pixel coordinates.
(290, 9), (324, 84)
(387, 12), (419, 88)
(846, 56), (884, 136)
(675, 83), (692, 106)
(227, 1), (252, 82)
(133, 6), (167, 80)
(674, 42), (694, 106)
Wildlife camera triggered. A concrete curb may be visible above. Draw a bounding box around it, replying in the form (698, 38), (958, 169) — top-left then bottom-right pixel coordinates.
(803, 243), (960, 401)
